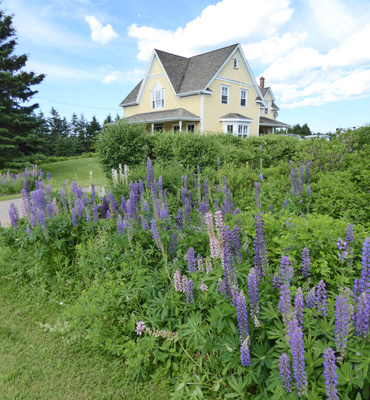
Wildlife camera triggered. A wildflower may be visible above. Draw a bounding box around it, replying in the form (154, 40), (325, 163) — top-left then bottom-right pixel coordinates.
(173, 270), (183, 292)
(248, 268), (260, 326)
(360, 237), (370, 290)
(306, 163), (311, 183)
(236, 291), (250, 366)
(335, 294), (349, 357)
(135, 321), (146, 336)
(205, 212), (214, 236)
(323, 348), (339, 400)
(345, 224), (354, 245)
(26, 226), (32, 237)
(306, 287), (316, 309)
(232, 225), (242, 263)
(8, 206), (18, 231)
(106, 210), (111, 220)
(260, 173), (264, 182)
(85, 213), (91, 224)
(302, 248), (310, 278)
(140, 215), (149, 230)
(187, 247), (196, 274)
(278, 256), (293, 319)
(254, 182), (261, 208)
(210, 236), (220, 258)
(205, 257), (212, 274)
(215, 210), (223, 230)
(355, 292), (370, 338)
(93, 204), (99, 223)
(71, 208), (77, 227)
(60, 189), (66, 206)
(186, 279), (193, 303)
(272, 273), (279, 289)
(199, 281), (208, 292)
(288, 318), (308, 396)
(279, 353), (292, 392)
(117, 215), (124, 235)
(307, 185), (312, 197)
(317, 280), (328, 317)
(177, 207), (183, 230)
(294, 288), (304, 325)
(150, 219), (162, 250)
(169, 233), (177, 257)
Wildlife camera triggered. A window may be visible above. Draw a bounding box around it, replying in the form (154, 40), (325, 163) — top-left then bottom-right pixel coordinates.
(151, 82), (165, 109)
(187, 124), (195, 132)
(233, 57), (238, 69)
(153, 123), (164, 132)
(173, 125), (180, 132)
(240, 89), (247, 107)
(264, 100), (269, 115)
(237, 124), (249, 138)
(227, 125), (233, 133)
(221, 85), (229, 104)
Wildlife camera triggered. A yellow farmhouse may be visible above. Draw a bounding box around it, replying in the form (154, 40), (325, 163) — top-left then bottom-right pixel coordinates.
(120, 43), (290, 137)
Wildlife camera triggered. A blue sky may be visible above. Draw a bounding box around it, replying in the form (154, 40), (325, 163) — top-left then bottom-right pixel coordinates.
(3, 0), (370, 132)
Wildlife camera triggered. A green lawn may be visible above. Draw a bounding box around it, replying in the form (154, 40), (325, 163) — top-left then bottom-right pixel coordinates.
(0, 277), (171, 400)
(39, 157), (108, 189)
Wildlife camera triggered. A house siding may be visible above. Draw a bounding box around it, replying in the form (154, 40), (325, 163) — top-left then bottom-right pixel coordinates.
(262, 91), (276, 120)
(203, 50), (260, 136)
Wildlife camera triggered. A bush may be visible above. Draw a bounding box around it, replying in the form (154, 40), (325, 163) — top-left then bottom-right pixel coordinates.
(96, 120), (147, 175)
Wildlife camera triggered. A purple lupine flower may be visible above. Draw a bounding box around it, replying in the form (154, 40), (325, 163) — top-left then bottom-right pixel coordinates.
(306, 163), (311, 183)
(158, 175), (163, 194)
(197, 256), (204, 271)
(117, 215), (124, 235)
(302, 248), (310, 278)
(169, 233), (177, 257)
(248, 268), (260, 326)
(307, 185), (312, 197)
(187, 247), (196, 274)
(151, 219), (162, 250)
(186, 279), (194, 303)
(146, 158), (156, 195)
(72, 180), (78, 199)
(135, 321), (146, 336)
(140, 215), (150, 230)
(299, 165), (304, 184)
(30, 211), (37, 227)
(269, 205), (273, 213)
(317, 280), (328, 316)
(254, 182), (261, 208)
(355, 292), (370, 338)
(214, 198), (219, 211)
(253, 212), (268, 277)
(323, 348), (339, 400)
(306, 287), (316, 309)
(173, 270), (182, 292)
(60, 189), (66, 206)
(298, 179), (304, 197)
(106, 210), (111, 220)
(210, 236), (220, 259)
(143, 200), (150, 219)
(294, 288), (304, 325)
(232, 225), (242, 263)
(138, 179), (144, 195)
(289, 160), (293, 171)
(85, 213), (91, 224)
(221, 225), (238, 299)
(279, 353), (292, 392)
(24, 180), (30, 194)
(335, 294), (349, 357)
(215, 210), (223, 230)
(345, 224), (354, 245)
(46, 203), (53, 219)
(353, 278), (363, 299)
(45, 185), (51, 202)
(184, 197), (191, 222)
(37, 209), (46, 230)
(236, 291), (250, 366)
(26, 226), (32, 237)
(177, 207), (183, 230)
(93, 204), (99, 223)
(283, 199), (289, 208)
(120, 195), (127, 214)
(203, 178), (208, 199)
(180, 186), (186, 204)
(337, 237), (348, 263)
(8, 207), (18, 231)
(259, 173), (263, 182)
(77, 198), (84, 218)
(278, 256), (293, 319)
(205, 212), (214, 236)
(288, 318), (308, 396)
(71, 208), (77, 227)
(360, 237), (370, 290)
(272, 273), (279, 289)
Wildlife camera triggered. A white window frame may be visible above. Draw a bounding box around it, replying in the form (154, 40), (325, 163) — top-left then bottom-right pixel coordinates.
(151, 81), (165, 110)
(237, 124), (249, 138)
(186, 124), (195, 132)
(153, 123), (164, 132)
(221, 85), (229, 105)
(240, 89), (247, 107)
(264, 100), (269, 115)
(233, 57), (238, 69)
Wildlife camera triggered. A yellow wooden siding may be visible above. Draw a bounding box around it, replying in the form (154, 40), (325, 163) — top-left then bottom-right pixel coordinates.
(203, 50), (260, 136)
(150, 58), (165, 76)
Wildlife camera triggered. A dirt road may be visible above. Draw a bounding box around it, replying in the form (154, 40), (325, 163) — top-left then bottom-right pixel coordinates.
(0, 197), (23, 228)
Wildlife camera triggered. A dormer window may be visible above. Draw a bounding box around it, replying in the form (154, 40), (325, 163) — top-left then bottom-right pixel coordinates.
(264, 100), (269, 115)
(151, 81), (164, 109)
(233, 57), (238, 69)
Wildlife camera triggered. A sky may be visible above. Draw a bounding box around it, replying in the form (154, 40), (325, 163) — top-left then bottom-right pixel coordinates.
(2, 0), (370, 133)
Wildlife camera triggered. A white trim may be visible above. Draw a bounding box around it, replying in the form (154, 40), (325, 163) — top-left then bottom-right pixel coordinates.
(221, 84), (229, 105)
(240, 89), (248, 107)
(215, 77), (253, 87)
(200, 94), (204, 134)
(127, 116), (200, 124)
(151, 81), (165, 110)
(177, 89), (212, 97)
(219, 116), (253, 122)
(148, 73), (166, 79)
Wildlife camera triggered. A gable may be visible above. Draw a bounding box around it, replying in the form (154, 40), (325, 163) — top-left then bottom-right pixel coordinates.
(150, 58), (165, 76)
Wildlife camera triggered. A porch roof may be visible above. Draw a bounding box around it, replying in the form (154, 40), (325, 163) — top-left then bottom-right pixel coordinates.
(259, 116), (291, 128)
(124, 108), (200, 124)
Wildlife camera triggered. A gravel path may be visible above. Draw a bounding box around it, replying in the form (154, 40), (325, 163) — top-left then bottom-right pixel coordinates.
(0, 197), (24, 228)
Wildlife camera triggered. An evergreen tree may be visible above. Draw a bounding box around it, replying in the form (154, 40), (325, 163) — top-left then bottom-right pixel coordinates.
(86, 115), (101, 152)
(103, 114), (113, 125)
(0, 9), (45, 168)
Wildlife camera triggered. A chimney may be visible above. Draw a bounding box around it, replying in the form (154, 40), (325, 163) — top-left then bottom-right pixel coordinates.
(260, 76), (265, 89)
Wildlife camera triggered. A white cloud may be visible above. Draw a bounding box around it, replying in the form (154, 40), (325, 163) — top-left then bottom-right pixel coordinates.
(128, 0), (293, 61)
(103, 71), (119, 84)
(85, 16), (119, 45)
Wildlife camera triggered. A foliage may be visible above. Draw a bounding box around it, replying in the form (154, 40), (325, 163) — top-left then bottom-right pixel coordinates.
(0, 9), (45, 169)
(96, 120), (147, 174)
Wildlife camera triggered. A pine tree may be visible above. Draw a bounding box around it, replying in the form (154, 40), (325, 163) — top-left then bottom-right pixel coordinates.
(0, 9), (45, 168)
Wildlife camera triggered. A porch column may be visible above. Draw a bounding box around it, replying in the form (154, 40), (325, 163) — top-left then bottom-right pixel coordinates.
(151, 123), (154, 133)
(179, 120), (182, 132)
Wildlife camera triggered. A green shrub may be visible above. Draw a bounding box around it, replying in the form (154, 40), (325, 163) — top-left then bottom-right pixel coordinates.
(96, 120), (147, 175)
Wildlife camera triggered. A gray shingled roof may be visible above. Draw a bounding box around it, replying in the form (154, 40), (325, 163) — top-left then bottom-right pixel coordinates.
(271, 101), (280, 111)
(260, 87), (269, 97)
(259, 116), (291, 128)
(125, 108), (200, 123)
(120, 44), (239, 106)
(220, 113), (253, 120)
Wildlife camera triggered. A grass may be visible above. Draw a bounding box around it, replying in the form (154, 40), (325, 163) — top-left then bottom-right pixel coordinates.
(0, 193), (24, 201)
(0, 276), (171, 400)
(39, 157), (108, 189)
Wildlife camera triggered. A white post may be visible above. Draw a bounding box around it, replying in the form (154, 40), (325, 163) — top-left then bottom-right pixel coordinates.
(151, 123), (154, 133)
(179, 120), (182, 132)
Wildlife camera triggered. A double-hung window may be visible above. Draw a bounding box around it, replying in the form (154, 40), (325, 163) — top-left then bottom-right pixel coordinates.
(221, 85), (229, 104)
(264, 100), (269, 115)
(240, 89), (247, 107)
(151, 82), (165, 109)
(233, 57), (238, 69)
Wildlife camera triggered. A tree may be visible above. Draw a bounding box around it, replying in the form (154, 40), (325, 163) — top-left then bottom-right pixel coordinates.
(0, 9), (45, 168)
